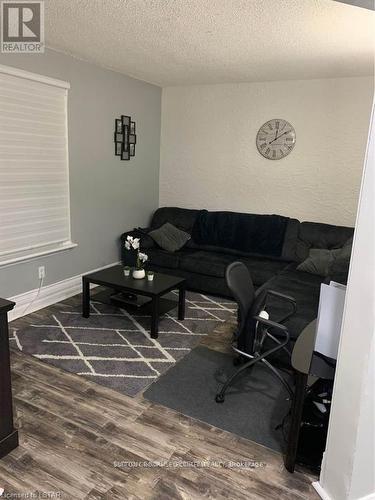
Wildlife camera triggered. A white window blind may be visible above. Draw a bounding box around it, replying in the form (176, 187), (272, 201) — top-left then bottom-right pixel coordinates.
(0, 65), (75, 266)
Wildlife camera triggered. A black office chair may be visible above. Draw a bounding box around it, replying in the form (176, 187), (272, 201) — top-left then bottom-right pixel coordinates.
(215, 261), (296, 403)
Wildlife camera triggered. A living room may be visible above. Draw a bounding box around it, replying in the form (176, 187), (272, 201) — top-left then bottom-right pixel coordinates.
(0, 1), (374, 499)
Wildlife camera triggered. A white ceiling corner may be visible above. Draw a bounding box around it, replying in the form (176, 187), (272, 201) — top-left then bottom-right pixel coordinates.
(44, 0), (375, 87)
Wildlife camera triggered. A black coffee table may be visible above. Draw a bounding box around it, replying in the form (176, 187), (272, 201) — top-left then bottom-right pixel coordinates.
(82, 265), (186, 339)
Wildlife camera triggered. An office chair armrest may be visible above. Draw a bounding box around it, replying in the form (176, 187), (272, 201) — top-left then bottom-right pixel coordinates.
(253, 315), (290, 346)
(253, 315), (288, 333)
(265, 289), (297, 323)
(266, 289), (296, 306)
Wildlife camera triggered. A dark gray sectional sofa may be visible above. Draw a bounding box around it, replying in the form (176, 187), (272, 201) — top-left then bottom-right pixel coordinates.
(121, 207), (353, 342)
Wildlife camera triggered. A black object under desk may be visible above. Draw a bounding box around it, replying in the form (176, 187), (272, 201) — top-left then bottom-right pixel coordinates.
(285, 320), (335, 473)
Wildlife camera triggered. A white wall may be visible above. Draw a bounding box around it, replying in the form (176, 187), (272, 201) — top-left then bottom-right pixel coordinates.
(349, 338), (375, 500)
(160, 77), (373, 227)
(315, 102), (374, 500)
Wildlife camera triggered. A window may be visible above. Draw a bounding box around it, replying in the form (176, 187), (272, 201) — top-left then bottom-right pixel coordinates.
(0, 65), (76, 266)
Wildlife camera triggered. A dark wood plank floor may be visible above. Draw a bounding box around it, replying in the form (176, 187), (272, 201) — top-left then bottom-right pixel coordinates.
(0, 348), (318, 499)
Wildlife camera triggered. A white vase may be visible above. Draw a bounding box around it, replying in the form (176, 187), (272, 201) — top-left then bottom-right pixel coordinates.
(132, 268), (145, 279)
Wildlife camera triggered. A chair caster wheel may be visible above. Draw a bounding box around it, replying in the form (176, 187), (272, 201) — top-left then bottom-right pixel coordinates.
(215, 394), (225, 403)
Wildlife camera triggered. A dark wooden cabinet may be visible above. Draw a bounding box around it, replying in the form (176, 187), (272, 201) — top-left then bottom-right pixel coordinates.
(0, 298), (18, 458)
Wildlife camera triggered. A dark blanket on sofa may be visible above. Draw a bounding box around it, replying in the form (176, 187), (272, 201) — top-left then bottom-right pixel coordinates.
(192, 210), (289, 257)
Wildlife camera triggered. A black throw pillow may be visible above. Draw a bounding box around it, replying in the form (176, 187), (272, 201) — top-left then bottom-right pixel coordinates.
(149, 222), (191, 252)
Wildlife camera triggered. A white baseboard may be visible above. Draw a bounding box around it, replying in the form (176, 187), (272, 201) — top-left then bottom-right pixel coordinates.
(312, 482), (375, 500)
(8, 261), (120, 322)
(312, 482), (333, 500)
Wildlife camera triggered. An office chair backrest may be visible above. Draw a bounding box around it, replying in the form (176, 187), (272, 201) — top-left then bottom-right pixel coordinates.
(226, 261), (269, 354)
(225, 261), (255, 332)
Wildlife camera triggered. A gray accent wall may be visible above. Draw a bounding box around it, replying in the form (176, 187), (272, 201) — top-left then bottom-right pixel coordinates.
(0, 49), (161, 297)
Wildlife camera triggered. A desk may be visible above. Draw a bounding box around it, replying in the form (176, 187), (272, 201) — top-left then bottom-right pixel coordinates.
(285, 320), (335, 472)
(0, 298), (18, 458)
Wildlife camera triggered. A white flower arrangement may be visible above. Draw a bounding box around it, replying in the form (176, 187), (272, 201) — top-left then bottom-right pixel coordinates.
(125, 235), (148, 270)
(125, 236), (140, 251)
(138, 252), (148, 264)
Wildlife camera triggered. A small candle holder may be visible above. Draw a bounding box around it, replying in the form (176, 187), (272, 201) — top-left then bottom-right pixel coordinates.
(123, 266), (131, 277)
(147, 271), (154, 282)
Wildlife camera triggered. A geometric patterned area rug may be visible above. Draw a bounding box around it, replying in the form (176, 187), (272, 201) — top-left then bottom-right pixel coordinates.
(9, 290), (235, 397)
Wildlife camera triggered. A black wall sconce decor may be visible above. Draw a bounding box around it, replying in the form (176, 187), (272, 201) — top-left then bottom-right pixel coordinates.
(114, 115), (137, 160)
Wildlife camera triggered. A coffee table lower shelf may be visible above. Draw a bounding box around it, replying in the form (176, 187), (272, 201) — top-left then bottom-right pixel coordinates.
(81, 267), (186, 339)
(94, 289), (179, 317)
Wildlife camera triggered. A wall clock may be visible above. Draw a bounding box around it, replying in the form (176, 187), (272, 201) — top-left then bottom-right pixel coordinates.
(256, 119), (296, 160)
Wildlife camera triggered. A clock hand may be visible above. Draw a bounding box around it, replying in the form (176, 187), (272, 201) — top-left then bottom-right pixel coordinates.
(269, 130), (291, 144)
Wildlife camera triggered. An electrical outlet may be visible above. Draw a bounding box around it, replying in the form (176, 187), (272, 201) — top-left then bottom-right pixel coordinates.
(38, 266), (46, 280)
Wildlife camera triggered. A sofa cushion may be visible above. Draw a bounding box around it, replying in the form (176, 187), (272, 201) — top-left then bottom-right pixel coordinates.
(261, 266), (324, 340)
(179, 251), (234, 278)
(179, 251), (289, 286)
(242, 258), (290, 286)
(147, 248), (181, 269)
(148, 223), (191, 252)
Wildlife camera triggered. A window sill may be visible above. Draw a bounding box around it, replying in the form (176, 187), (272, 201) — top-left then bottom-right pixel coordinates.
(0, 242), (78, 268)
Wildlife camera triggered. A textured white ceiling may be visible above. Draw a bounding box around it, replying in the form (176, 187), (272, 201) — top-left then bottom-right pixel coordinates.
(44, 0), (374, 87)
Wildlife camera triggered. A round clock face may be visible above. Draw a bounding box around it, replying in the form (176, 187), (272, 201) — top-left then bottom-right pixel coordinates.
(256, 119), (296, 160)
